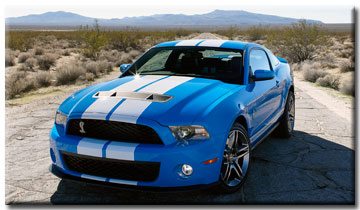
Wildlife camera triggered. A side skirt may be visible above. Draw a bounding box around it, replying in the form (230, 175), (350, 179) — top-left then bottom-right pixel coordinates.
(251, 122), (280, 150)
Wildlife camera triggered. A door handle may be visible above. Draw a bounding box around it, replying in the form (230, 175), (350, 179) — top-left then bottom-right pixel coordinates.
(276, 80), (280, 87)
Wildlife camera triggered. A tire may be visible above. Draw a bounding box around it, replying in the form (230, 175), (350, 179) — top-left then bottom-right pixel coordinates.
(214, 123), (251, 194)
(274, 90), (295, 138)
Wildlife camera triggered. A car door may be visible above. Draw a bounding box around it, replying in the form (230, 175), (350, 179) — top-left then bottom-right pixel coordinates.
(248, 48), (281, 141)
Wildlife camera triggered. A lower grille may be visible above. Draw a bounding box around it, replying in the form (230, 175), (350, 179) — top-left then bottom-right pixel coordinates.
(61, 151), (160, 182)
(66, 119), (163, 144)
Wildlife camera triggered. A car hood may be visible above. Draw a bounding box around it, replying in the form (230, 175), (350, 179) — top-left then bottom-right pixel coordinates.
(60, 75), (240, 125)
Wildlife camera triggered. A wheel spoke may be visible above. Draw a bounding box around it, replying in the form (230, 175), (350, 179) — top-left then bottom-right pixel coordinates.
(233, 162), (244, 179)
(223, 163), (231, 182)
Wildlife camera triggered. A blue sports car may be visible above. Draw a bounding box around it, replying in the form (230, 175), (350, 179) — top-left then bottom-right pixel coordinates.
(50, 39), (295, 193)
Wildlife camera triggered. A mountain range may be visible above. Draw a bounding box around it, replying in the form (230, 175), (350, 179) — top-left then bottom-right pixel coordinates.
(5, 10), (323, 26)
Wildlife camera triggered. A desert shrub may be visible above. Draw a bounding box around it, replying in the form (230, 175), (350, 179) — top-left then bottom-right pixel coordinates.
(35, 71), (53, 87)
(85, 72), (95, 81)
(97, 60), (113, 73)
(62, 49), (70, 56)
(18, 53), (32, 63)
(85, 61), (100, 77)
(5, 32), (33, 51)
(37, 54), (56, 70)
(340, 78), (355, 96)
(17, 64), (29, 72)
(5, 54), (15, 67)
(34, 47), (44, 55)
(81, 20), (109, 59)
(267, 20), (329, 63)
(316, 74), (340, 90)
(5, 72), (36, 99)
(56, 62), (86, 85)
(25, 58), (37, 68)
(246, 25), (268, 41)
(302, 62), (328, 82)
(318, 54), (337, 69)
(340, 58), (355, 73)
(335, 48), (353, 58)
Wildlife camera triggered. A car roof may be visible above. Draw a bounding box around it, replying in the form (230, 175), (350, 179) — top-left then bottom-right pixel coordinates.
(154, 39), (250, 50)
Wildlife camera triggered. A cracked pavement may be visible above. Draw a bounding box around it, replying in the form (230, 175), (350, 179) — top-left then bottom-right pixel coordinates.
(5, 76), (354, 204)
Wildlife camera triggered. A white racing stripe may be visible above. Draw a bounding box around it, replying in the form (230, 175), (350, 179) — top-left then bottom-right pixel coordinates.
(175, 39), (203, 46)
(81, 75), (167, 119)
(198, 40), (227, 47)
(77, 138), (107, 157)
(105, 141), (139, 161)
(109, 76), (194, 123)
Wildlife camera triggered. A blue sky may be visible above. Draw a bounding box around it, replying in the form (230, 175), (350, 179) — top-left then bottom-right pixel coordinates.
(5, 5), (354, 23)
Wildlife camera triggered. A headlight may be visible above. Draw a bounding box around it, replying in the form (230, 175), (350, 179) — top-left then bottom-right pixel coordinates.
(55, 111), (67, 126)
(169, 125), (210, 140)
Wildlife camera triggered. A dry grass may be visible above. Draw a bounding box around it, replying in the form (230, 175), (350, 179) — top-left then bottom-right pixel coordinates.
(34, 71), (53, 87)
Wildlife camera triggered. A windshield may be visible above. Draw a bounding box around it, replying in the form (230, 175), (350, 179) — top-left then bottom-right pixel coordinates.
(122, 47), (244, 84)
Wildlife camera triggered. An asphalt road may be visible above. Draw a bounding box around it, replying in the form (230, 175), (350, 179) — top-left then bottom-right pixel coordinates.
(5, 76), (355, 204)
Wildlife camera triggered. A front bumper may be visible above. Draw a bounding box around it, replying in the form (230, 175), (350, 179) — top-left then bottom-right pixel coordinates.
(49, 124), (226, 188)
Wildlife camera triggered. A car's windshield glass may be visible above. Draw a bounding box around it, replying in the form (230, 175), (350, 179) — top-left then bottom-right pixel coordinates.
(123, 47), (244, 84)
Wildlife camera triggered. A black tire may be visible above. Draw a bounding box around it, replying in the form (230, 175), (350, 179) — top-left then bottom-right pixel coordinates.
(214, 123), (251, 194)
(274, 90), (295, 138)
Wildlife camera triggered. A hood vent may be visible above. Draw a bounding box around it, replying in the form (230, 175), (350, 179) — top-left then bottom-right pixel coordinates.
(93, 91), (173, 103)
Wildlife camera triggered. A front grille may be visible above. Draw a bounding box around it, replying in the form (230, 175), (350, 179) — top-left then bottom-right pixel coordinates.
(66, 119), (163, 144)
(61, 151), (160, 182)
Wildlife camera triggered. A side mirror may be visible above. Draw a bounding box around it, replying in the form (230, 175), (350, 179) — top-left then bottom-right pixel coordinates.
(120, 64), (131, 72)
(253, 70), (275, 81)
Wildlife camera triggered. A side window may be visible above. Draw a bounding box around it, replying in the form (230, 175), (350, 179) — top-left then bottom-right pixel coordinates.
(249, 49), (271, 74)
(268, 51), (280, 69)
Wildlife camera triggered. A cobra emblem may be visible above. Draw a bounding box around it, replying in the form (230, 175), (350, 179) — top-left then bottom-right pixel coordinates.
(79, 121), (86, 134)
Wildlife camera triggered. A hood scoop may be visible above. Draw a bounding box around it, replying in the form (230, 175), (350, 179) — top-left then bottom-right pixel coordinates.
(93, 91), (173, 103)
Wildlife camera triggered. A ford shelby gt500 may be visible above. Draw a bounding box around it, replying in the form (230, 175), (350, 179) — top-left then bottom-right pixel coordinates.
(50, 39), (295, 193)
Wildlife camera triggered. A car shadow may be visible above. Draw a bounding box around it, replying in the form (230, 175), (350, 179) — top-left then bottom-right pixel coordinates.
(50, 130), (354, 204)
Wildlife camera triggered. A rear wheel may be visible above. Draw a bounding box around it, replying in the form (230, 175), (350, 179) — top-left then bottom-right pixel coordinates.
(274, 90), (295, 138)
(215, 123), (251, 193)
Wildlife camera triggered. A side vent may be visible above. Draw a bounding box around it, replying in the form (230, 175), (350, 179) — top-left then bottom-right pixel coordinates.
(93, 91), (173, 102)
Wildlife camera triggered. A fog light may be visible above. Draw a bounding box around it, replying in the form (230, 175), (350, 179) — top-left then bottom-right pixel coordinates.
(182, 164), (193, 176)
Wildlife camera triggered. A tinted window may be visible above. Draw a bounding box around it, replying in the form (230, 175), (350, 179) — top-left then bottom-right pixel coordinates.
(249, 49), (271, 73)
(124, 47), (244, 84)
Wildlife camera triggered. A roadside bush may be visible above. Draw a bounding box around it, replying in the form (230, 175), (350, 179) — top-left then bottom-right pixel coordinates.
(97, 60), (113, 74)
(85, 61), (100, 77)
(302, 62), (328, 82)
(34, 71), (53, 87)
(340, 58), (355, 73)
(316, 74), (340, 90)
(267, 20), (329, 63)
(62, 49), (70, 56)
(81, 20), (109, 59)
(5, 72), (36, 99)
(18, 53), (32, 63)
(340, 78), (355, 96)
(5, 54), (15, 67)
(319, 54), (337, 69)
(37, 54), (56, 70)
(25, 58), (37, 68)
(85, 72), (95, 81)
(34, 47), (44, 55)
(56, 62), (86, 85)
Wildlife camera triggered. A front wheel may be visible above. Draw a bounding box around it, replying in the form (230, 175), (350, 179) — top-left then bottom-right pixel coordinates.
(215, 123), (251, 193)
